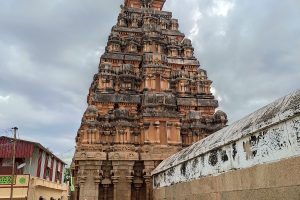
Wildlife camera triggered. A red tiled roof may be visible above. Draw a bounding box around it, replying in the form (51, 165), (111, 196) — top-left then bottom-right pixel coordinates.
(0, 137), (34, 158)
(0, 136), (66, 165)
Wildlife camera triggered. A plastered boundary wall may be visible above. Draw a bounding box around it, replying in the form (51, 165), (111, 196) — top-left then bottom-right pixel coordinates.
(153, 156), (300, 200)
(152, 90), (300, 200)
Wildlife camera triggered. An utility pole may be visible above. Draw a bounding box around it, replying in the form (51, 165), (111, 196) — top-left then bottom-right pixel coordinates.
(10, 127), (18, 200)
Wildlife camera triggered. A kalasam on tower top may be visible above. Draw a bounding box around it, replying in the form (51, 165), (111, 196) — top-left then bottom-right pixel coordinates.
(72, 0), (227, 199)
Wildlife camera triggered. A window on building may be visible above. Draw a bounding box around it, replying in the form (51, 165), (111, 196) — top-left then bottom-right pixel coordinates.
(1, 158), (12, 166)
(56, 171), (61, 182)
(45, 167), (51, 179)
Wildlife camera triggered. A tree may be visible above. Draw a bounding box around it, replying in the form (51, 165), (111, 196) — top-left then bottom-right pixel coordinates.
(64, 168), (71, 183)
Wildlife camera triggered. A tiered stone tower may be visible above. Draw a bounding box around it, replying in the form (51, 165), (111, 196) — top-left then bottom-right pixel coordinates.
(73, 0), (227, 200)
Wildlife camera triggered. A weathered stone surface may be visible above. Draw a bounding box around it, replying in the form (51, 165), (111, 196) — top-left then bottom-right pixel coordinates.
(72, 0), (227, 199)
(94, 93), (141, 104)
(108, 152), (139, 161)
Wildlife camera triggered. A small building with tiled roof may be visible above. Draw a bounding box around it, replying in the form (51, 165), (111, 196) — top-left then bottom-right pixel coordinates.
(0, 136), (68, 200)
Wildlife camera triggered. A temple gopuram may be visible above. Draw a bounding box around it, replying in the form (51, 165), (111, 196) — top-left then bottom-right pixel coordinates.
(72, 0), (228, 200)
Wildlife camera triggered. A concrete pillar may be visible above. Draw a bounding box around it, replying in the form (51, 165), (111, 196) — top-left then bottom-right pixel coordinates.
(154, 121), (160, 144)
(144, 161), (155, 200)
(126, 176), (134, 200)
(111, 176), (119, 200)
(73, 185), (79, 200)
(188, 132), (192, 145)
(78, 161), (102, 200)
(166, 122), (172, 143)
(126, 129), (130, 143)
(96, 129), (100, 143)
(101, 178), (112, 200)
(133, 178), (143, 200)
(144, 122), (150, 144)
(144, 176), (152, 200)
(94, 176), (101, 200)
(103, 184), (109, 200)
(145, 77), (149, 88)
(175, 123), (181, 144)
(115, 130), (120, 143)
(111, 161), (135, 200)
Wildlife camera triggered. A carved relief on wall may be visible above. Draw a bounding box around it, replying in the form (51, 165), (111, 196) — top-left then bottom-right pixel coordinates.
(108, 151), (139, 161)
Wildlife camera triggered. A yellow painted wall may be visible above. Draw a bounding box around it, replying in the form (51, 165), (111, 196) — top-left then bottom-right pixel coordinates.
(28, 177), (68, 200)
(0, 175), (68, 200)
(0, 175), (29, 199)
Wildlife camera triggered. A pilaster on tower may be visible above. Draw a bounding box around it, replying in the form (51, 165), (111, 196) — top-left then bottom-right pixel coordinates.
(125, 0), (166, 10)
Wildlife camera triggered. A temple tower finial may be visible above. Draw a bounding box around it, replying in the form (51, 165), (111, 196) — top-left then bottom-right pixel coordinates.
(124, 0), (166, 10)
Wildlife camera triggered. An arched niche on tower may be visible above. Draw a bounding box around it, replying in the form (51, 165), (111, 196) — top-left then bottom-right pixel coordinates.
(118, 14), (127, 27)
(182, 38), (194, 58)
(183, 48), (193, 58)
(155, 74), (161, 92)
(170, 19), (179, 31)
(159, 18), (168, 29)
(127, 41), (139, 53)
(107, 42), (121, 52)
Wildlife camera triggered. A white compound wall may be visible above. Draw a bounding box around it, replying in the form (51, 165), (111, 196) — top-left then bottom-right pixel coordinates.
(152, 89), (300, 189)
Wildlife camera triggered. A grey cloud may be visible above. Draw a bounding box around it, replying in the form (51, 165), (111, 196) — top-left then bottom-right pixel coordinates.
(166, 0), (300, 121)
(0, 0), (299, 163)
(0, 0), (123, 159)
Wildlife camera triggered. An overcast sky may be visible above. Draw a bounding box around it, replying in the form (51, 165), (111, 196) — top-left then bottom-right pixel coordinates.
(0, 0), (299, 164)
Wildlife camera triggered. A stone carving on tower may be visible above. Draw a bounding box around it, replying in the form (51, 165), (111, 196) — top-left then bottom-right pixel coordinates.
(72, 0), (228, 199)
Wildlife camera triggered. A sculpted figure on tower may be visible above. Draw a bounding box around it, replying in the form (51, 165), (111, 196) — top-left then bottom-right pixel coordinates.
(73, 0), (227, 199)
